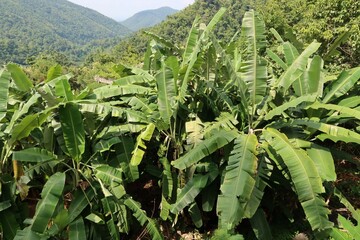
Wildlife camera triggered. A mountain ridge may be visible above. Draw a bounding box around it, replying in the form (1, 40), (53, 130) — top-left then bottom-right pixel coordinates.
(121, 6), (178, 31)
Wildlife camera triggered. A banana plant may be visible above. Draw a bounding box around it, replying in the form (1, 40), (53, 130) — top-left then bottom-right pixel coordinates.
(165, 9), (360, 239)
(0, 63), (166, 239)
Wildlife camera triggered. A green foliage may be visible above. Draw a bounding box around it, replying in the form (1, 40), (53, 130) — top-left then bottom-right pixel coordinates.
(31, 172), (66, 234)
(217, 133), (258, 230)
(0, 70), (11, 121)
(0, 5), (359, 240)
(254, 0), (360, 68)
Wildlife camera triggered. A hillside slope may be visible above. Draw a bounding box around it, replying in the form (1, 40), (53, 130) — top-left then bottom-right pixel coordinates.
(0, 0), (131, 64)
(121, 7), (178, 31)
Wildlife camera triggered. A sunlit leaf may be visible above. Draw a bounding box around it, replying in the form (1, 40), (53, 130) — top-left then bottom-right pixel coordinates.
(172, 130), (237, 170)
(264, 128), (333, 231)
(0, 69), (11, 121)
(7, 63), (33, 91)
(12, 148), (57, 163)
(130, 123), (155, 166)
(217, 133), (258, 229)
(59, 103), (85, 162)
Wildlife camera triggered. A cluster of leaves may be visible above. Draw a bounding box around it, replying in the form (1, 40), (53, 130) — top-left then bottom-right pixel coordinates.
(1, 7), (360, 240)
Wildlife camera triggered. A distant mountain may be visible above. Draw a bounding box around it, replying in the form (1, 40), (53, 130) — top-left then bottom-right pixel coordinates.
(121, 7), (178, 31)
(0, 0), (131, 64)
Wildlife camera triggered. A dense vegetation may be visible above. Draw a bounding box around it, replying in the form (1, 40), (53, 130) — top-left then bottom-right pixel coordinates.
(106, 0), (359, 69)
(0, 0), (131, 65)
(1, 2), (360, 238)
(121, 7), (178, 32)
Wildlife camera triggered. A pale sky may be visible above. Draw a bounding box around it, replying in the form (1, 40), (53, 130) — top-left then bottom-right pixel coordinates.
(67, 0), (195, 21)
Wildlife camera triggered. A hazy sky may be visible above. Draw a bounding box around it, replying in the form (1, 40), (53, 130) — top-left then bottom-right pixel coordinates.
(67, 0), (195, 21)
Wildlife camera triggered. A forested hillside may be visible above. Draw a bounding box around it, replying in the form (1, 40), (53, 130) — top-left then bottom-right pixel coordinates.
(0, 0), (131, 64)
(121, 7), (178, 31)
(108, 0), (359, 69)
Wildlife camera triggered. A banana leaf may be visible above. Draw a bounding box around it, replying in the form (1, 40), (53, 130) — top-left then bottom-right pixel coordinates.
(96, 165), (126, 199)
(31, 172), (66, 233)
(324, 31), (351, 61)
(12, 148), (57, 163)
(307, 144), (336, 182)
(4, 93), (41, 134)
(217, 133), (258, 229)
(116, 136), (139, 181)
(14, 227), (45, 240)
(94, 137), (121, 153)
(160, 157), (174, 199)
(95, 165), (123, 185)
(124, 198), (164, 240)
(144, 31), (179, 51)
(291, 119), (360, 144)
(330, 227), (354, 240)
(337, 215), (360, 239)
(55, 78), (74, 101)
(68, 188), (95, 223)
(283, 42), (299, 65)
(264, 128), (333, 231)
(0, 69), (11, 121)
(266, 49), (287, 70)
(101, 195), (120, 240)
(270, 28), (285, 43)
(264, 94), (317, 120)
(202, 112), (238, 137)
(241, 10), (268, 108)
(277, 41), (321, 93)
(59, 103), (85, 162)
(189, 202), (203, 228)
(307, 102), (360, 121)
(172, 130), (237, 170)
(172, 163), (218, 213)
(46, 64), (62, 82)
(211, 35), (248, 115)
(244, 156), (270, 218)
(113, 75), (149, 86)
(0, 201), (11, 212)
(127, 96), (154, 114)
(323, 67), (360, 103)
(250, 209), (272, 240)
(338, 96), (360, 108)
(171, 174), (208, 214)
(293, 55), (323, 96)
(94, 85), (151, 99)
(182, 16), (200, 67)
(0, 209), (19, 240)
(130, 123), (155, 166)
(69, 217), (86, 240)
(7, 63), (33, 92)
(178, 8), (226, 103)
(9, 112), (50, 146)
(156, 60), (176, 126)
